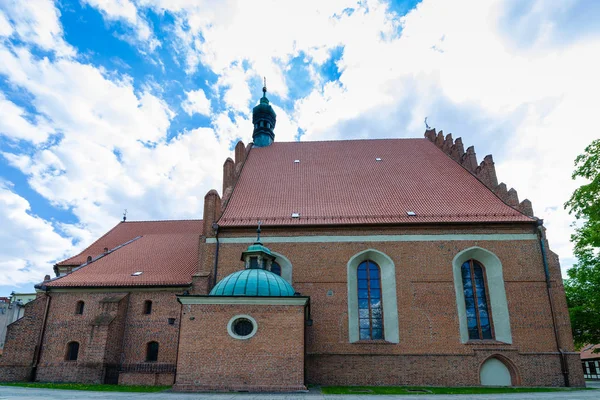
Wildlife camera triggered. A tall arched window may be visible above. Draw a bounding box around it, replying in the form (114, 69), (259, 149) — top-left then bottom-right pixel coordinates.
(271, 262), (281, 276)
(146, 341), (159, 362)
(461, 260), (493, 340)
(357, 260), (383, 340)
(75, 301), (84, 315)
(143, 300), (152, 315)
(66, 341), (79, 361)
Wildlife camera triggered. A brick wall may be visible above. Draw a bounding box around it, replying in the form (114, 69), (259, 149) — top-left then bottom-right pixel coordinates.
(307, 352), (582, 387)
(35, 292), (128, 383)
(32, 290), (182, 385)
(175, 303), (306, 392)
(205, 223), (584, 387)
(118, 291), (181, 385)
(0, 295), (48, 382)
(1, 221), (584, 389)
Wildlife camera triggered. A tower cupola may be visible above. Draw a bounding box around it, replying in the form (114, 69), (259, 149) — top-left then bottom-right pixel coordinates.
(252, 78), (276, 147)
(240, 223), (275, 270)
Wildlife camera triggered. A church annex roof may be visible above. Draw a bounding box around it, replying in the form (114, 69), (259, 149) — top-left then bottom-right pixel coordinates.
(218, 138), (533, 226)
(46, 233), (200, 288)
(57, 219), (204, 266)
(209, 269), (295, 296)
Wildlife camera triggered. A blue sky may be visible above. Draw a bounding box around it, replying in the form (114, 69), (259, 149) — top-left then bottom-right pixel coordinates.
(0, 0), (599, 297)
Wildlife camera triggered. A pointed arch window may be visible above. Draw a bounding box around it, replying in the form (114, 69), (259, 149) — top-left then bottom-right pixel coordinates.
(357, 260), (383, 340)
(66, 341), (79, 361)
(462, 260), (493, 340)
(146, 341), (159, 362)
(75, 301), (84, 315)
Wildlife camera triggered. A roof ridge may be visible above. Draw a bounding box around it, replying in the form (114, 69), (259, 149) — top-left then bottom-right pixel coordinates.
(266, 137), (424, 145)
(121, 219), (203, 223)
(55, 221), (124, 268)
(41, 236), (143, 289)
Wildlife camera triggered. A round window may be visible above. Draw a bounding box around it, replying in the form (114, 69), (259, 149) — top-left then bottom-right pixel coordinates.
(233, 318), (253, 336)
(227, 315), (257, 340)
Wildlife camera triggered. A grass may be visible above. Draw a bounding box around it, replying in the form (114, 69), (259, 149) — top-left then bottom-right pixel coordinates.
(0, 382), (171, 392)
(321, 385), (595, 395)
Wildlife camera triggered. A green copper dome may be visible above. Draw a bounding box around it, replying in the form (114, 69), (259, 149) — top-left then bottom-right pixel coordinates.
(209, 269), (295, 296)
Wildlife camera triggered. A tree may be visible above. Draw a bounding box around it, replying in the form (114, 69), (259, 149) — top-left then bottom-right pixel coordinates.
(564, 139), (600, 349)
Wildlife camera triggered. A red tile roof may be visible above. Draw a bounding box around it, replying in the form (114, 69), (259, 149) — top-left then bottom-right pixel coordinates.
(219, 139), (533, 226)
(57, 220), (203, 266)
(581, 344), (600, 360)
(46, 233), (200, 287)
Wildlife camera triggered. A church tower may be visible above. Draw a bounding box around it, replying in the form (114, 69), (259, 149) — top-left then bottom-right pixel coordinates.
(252, 79), (276, 147)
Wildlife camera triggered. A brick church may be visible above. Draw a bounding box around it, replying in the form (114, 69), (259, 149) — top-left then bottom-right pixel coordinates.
(0, 85), (584, 391)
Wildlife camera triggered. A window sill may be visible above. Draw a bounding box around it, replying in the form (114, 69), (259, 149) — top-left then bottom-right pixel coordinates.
(353, 339), (395, 345)
(465, 340), (511, 345)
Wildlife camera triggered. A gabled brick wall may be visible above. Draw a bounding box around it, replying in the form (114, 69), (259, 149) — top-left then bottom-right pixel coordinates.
(0, 295), (48, 382)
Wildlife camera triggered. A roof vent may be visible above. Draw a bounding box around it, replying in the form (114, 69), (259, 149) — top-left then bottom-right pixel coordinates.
(294, 159), (300, 163)
(375, 157), (382, 161)
(406, 211), (416, 216)
(291, 212), (300, 218)
(131, 271), (143, 276)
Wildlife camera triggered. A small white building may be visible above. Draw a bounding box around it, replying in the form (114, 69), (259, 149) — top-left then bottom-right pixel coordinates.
(581, 344), (600, 381)
(0, 292), (37, 351)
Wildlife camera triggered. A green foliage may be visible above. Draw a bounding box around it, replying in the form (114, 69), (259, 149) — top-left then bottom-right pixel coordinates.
(320, 386), (593, 395)
(0, 383), (171, 392)
(564, 139), (600, 349)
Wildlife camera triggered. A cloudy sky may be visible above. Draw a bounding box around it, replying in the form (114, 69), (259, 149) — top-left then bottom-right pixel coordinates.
(0, 0), (598, 296)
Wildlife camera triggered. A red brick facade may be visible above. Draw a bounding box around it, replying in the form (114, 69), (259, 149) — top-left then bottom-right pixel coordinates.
(0, 132), (586, 390)
(175, 303), (306, 392)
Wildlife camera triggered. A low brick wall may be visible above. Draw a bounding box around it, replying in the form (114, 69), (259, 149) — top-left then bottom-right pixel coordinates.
(306, 352), (585, 387)
(0, 365), (33, 382)
(119, 372), (175, 386)
(35, 362), (103, 383)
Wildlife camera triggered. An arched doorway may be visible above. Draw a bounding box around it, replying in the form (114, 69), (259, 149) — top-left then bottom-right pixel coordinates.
(480, 357), (515, 386)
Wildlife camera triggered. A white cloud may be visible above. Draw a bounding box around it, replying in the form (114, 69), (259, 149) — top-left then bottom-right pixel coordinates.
(181, 88), (211, 116)
(1, 0), (600, 293)
(0, 180), (74, 286)
(0, 92), (54, 143)
(82, 0), (160, 50)
(0, 10), (13, 37)
(0, 0), (74, 56)
(0, 42), (230, 252)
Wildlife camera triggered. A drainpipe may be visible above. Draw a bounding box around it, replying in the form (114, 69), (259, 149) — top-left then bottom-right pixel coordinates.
(212, 223), (220, 288)
(31, 292), (51, 382)
(537, 219), (570, 387)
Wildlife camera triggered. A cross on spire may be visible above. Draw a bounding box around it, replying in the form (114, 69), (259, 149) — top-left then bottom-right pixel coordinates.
(262, 77), (267, 97)
(256, 220), (262, 243)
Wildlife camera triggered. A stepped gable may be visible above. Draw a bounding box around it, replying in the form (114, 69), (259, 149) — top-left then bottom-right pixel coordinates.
(45, 233), (200, 287)
(424, 129), (534, 217)
(56, 220), (204, 267)
(218, 138), (534, 227)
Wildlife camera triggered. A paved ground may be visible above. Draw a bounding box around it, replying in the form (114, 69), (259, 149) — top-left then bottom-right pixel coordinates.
(0, 384), (598, 400)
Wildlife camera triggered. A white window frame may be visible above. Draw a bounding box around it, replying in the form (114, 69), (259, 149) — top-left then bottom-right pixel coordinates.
(347, 249), (399, 343)
(453, 246), (512, 344)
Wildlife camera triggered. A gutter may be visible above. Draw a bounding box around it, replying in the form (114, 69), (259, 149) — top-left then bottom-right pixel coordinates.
(212, 223), (220, 288)
(537, 219), (570, 387)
